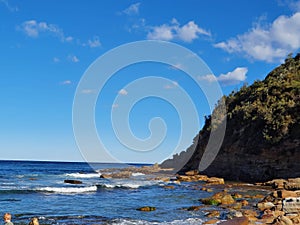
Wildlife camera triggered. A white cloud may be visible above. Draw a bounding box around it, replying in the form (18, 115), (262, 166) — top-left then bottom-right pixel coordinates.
(19, 20), (100, 48)
(218, 67), (248, 85)
(81, 89), (96, 94)
(164, 81), (179, 89)
(118, 89), (128, 95)
(214, 12), (300, 62)
(147, 19), (210, 43)
(112, 104), (119, 109)
(86, 36), (101, 48)
(177, 21), (211, 42)
(60, 80), (72, 85)
(198, 74), (218, 83)
(19, 20), (73, 42)
(53, 57), (60, 63)
(68, 55), (79, 63)
(198, 67), (248, 86)
(169, 63), (184, 70)
(123, 2), (141, 15)
(147, 24), (174, 41)
(0, 0), (18, 12)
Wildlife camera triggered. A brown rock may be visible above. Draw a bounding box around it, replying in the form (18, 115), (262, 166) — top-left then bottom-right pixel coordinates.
(206, 210), (220, 218)
(257, 202), (275, 211)
(201, 187), (213, 192)
(273, 190), (298, 198)
(221, 194), (235, 205)
(206, 177), (225, 185)
(290, 214), (300, 224)
(176, 175), (192, 182)
(185, 170), (199, 176)
(195, 175), (209, 181)
(218, 216), (249, 225)
(204, 219), (220, 224)
(264, 179), (287, 189)
(136, 206), (156, 211)
(252, 194), (265, 199)
(242, 209), (258, 221)
(273, 215), (294, 225)
(241, 200), (249, 206)
(100, 174), (112, 179)
(285, 182), (300, 191)
(163, 185), (175, 189)
(233, 193), (243, 199)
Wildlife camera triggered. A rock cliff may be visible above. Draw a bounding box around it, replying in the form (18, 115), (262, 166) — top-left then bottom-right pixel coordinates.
(161, 54), (300, 182)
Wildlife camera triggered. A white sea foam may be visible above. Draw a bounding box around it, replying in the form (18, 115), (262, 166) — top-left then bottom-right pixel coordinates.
(65, 172), (100, 178)
(37, 186), (97, 193)
(131, 172), (145, 176)
(99, 180), (159, 189)
(111, 218), (205, 225)
(100, 183), (141, 189)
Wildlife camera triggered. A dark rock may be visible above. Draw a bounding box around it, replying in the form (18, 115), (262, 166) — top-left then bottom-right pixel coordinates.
(163, 54), (300, 182)
(64, 179), (82, 184)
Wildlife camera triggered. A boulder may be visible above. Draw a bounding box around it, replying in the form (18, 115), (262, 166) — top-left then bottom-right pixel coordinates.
(273, 190), (298, 198)
(273, 215), (294, 225)
(285, 182), (300, 191)
(64, 179), (82, 184)
(206, 177), (225, 185)
(136, 206), (156, 211)
(282, 197), (300, 214)
(218, 216), (248, 225)
(221, 194), (235, 205)
(257, 202), (275, 211)
(185, 170), (199, 176)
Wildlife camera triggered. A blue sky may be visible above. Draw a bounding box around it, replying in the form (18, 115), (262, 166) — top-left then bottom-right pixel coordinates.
(1, 0), (300, 163)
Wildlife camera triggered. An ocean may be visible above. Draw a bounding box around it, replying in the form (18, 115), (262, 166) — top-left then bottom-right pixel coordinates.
(0, 160), (265, 225)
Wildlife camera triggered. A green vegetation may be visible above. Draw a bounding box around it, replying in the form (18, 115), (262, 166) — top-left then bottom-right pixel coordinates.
(217, 53), (300, 144)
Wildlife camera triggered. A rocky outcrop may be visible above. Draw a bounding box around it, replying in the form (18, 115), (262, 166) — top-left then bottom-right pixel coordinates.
(161, 53), (300, 182)
(64, 179), (83, 184)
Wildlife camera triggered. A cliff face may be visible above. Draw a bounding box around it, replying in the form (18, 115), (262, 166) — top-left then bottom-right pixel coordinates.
(161, 54), (300, 182)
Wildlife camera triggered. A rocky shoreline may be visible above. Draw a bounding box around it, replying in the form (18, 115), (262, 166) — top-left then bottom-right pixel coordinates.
(99, 165), (300, 224)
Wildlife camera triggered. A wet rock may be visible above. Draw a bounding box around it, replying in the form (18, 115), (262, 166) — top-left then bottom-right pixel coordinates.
(206, 210), (220, 218)
(218, 216), (249, 225)
(240, 200), (249, 206)
(163, 185), (175, 189)
(206, 177), (224, 185)
(232, 193), (243, 199)
(232, 202), (242, 210)
(100, 174), (112, 179)
(201, 191), (235, 206)
(136, 206), (156, 211)
(186, 205), (204, 211)
(64, 179), (82, 184)
(201, 187), (213, 192)
(221, 194), (235, 205)
(204, 219), (220, 224)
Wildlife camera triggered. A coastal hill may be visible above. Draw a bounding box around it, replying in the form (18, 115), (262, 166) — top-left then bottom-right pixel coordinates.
(161, 53), (300, 182)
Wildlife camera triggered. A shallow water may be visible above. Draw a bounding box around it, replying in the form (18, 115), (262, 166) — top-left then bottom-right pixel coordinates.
(0, 160), (267, 224)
